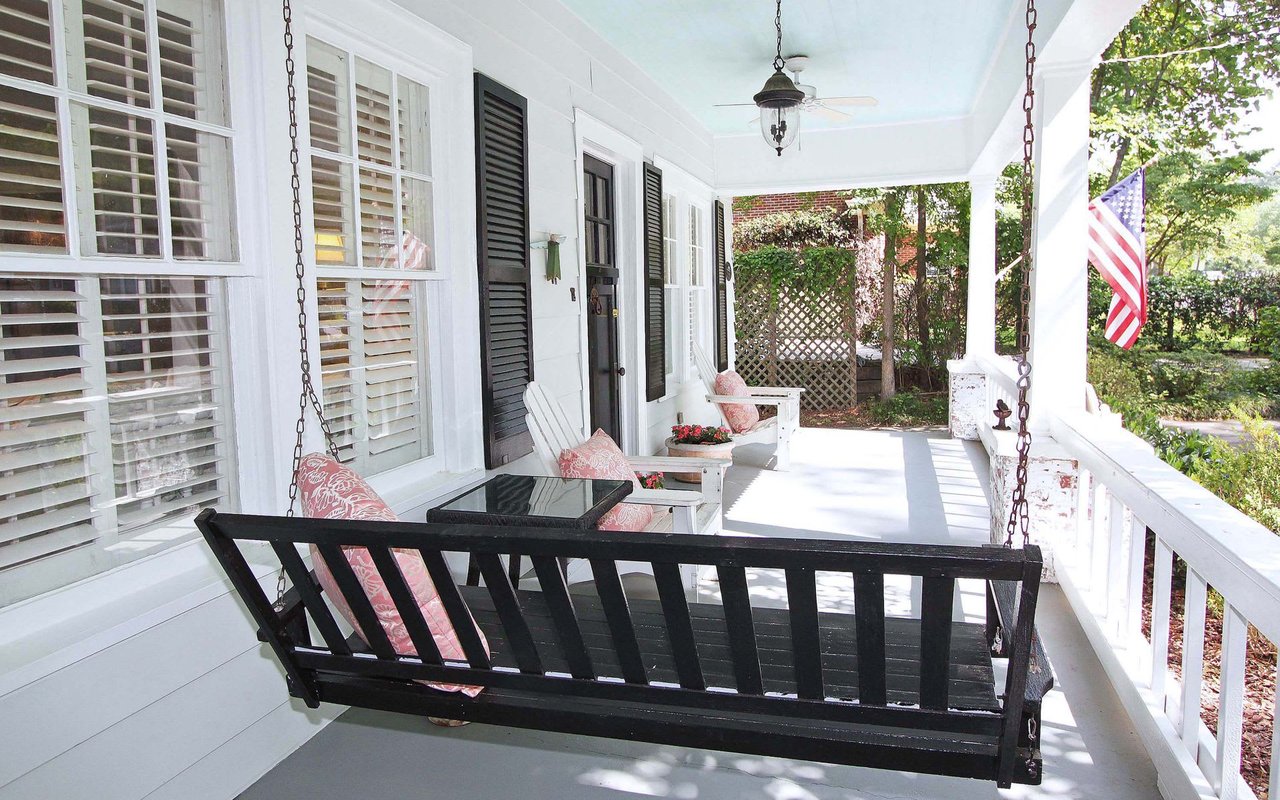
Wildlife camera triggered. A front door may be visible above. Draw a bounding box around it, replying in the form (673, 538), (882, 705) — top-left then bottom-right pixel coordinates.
(583, 154), (621, 441)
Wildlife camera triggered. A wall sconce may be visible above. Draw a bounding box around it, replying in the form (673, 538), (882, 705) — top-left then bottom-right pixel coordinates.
(531, 234), (564, 283)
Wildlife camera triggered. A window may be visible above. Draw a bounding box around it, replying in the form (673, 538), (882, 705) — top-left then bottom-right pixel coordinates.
(0, 0), (236, 604)
(688, 204), (709, 374)
(662, 194), (678, 388)
(306, 37), (437, 475)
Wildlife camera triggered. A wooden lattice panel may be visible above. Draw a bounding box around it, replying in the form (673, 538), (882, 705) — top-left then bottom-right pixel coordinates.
(733, 283), (876, 410)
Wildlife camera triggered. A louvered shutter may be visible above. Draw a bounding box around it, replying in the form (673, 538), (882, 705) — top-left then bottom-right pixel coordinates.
(642, 163), (665, 401)
(713, 199), (729, 371)
(1, 1), (57, 85)
(0, 276), (98, 569)
(0, 86), (67, 253)
(474, 73), (533, 468)
(99, 276), (232, 532)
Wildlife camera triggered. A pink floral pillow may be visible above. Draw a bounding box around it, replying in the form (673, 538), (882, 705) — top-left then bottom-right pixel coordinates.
(714, 370), (760, 433)
(298, 453), (487, 696)
(558, 430), (654, 532)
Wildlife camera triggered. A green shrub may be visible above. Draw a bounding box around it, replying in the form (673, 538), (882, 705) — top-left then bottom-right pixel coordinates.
(1257, 307), (1280, 360)
(863, 391), (948, 427)
(1087, 348), (1146, 408)
(1190, 416), (1280, 532)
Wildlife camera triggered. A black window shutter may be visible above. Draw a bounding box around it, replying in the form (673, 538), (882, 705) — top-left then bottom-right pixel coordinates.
(713, 199), (730, 372)
(475, 73), (534, 468)
(643, 163), (665, 401)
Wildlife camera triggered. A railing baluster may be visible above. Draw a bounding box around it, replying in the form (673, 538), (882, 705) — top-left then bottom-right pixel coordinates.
(1271, 657), (1279, 800)
(1150, 540), (1174, 708)
(588, 558), (649, 685)
(853, 573), (887, 705)
(785, 567), (823, 700)
(270, 542), (352, 656)
(1124, 515), (1147, 658)
(919, 576), (955, 710)
(530, 554), (594, 679)
(1214, 603), (1247, 800)
(1106, 495), (1128, 636)
(316, 543), (396, 660)
(1089, 482), (1109, 604)
(717, 565), (764, 695)
(368, 547), (442, 664)
(653, 561), (705, 690)
(1179, 568), (1207, 754)
(475, 552), (544, 674)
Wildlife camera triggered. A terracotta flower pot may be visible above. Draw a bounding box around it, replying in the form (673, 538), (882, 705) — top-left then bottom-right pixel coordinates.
(664, 436), (735, 483)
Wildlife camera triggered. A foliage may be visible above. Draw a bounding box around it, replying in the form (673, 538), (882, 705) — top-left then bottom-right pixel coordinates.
(860, 391), (948, 427)
(669, 424), (732, 445)
(733, 245), (859, 301)
(1087, 347), (1147, 408)
(1257, 307), (1280, 360)
(1089, 345), (1279, 421)
(733, 208), (860, 252)
(636, 472), (665, 490)
(1193, 416), (1280, 532)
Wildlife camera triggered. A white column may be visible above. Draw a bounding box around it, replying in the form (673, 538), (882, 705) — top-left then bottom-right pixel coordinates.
(1028, 63), (1092, 431)
(965, 176), (998, 359)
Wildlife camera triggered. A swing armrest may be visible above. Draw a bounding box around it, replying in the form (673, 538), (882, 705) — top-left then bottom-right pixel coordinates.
(628, 488), (702, 508)
(707, 394), (788, 406)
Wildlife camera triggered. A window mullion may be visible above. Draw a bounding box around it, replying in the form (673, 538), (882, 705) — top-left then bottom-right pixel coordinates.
(79, 276), (122, 545)
(348, 279), (370, 465)
(345, 52), (362, 270)
(142, 0), (174, 261)
(45, 0), (81, 259)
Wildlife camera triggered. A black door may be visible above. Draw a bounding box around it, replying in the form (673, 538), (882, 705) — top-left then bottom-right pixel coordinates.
(583, 154), (621, 441)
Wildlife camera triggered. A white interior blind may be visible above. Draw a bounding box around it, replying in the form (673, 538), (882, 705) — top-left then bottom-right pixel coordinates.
(75, 103), (161, 256)
(1, 0), (57, 85)
(75, 0), (152, 109)
(0, 85), (68, 253)
(100, 275), (231, 532)
(0, 276), (98, 569)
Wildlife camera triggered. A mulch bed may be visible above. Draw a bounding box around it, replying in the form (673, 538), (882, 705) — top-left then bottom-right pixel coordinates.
(799, 407), (944, 431)
(1140, 532), (1276, 798)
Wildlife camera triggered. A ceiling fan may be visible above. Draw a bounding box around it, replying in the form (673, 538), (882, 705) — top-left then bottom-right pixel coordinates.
(715, 55), (879, 126)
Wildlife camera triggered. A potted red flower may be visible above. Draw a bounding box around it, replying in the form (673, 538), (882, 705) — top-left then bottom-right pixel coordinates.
(665, 423), (734, 483)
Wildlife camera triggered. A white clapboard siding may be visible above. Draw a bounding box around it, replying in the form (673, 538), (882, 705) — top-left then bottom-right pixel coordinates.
(0, 85), (67, 253)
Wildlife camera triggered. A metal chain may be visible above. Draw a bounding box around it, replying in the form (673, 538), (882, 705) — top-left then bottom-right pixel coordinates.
(283, 0), (340, 521)
(773, 0), (785, 71)
(1005, 0), (1037, 549)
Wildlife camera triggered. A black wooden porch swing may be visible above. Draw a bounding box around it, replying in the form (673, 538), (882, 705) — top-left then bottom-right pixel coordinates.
(200, 0), (1053, 790)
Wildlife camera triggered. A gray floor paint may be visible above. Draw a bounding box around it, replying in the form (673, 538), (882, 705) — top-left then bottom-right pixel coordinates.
(241, 428), (1162, 800)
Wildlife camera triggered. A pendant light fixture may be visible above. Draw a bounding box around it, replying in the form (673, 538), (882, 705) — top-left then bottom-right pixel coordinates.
(754, 0), (805, 156)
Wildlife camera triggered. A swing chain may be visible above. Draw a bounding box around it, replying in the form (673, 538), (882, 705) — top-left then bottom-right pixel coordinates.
(1005, 0), (1036, 549)
(282, 0), (340, 526)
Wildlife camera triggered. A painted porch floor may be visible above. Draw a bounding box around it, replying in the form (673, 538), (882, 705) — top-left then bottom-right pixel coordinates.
(240, 428), (1161, 800)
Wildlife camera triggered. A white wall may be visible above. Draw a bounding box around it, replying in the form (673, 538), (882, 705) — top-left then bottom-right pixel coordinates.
(0, 0), (717, 798)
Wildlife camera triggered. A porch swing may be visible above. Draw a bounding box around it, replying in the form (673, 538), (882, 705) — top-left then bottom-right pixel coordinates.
(197, 0), (1054, 789)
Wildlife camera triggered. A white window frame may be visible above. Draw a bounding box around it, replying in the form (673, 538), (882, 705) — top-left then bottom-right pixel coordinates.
(0, 0), (253, 606)
(660, 192), (680, 395)
(651, 157), (715, 388)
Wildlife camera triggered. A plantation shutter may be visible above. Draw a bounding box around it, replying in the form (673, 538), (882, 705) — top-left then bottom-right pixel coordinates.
(643, 163), (665, 401)
(713, 199), (729, 371)
(0, 276), (98, 568)
(474, 73), (533, 468)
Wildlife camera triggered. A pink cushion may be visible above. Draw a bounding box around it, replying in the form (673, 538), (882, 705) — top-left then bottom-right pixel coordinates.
(298, 453), (487, 696)
(557, 430), (654, 532)
(714, 370), (760, 433)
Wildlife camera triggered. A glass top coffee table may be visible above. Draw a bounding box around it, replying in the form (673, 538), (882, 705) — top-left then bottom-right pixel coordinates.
(427, 474), (633, 585)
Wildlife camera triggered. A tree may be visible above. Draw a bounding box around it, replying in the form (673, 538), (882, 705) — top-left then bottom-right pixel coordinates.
(914, 185), (930, 389)
(881, 190), (902, 399)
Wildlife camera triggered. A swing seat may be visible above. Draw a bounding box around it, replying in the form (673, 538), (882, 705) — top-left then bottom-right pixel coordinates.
(200, 509), (1053, 788)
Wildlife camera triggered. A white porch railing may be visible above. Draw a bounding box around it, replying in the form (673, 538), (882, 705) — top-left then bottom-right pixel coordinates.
(969, 357), (1280, 800)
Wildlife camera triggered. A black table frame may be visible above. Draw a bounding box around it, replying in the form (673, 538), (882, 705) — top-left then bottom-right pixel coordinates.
(426, 475), (632, 585)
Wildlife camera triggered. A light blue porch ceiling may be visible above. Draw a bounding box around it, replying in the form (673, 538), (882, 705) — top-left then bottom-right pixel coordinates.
(558, 0), (1016, 135)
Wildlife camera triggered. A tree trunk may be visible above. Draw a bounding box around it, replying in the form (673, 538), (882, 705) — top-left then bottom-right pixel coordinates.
(914, 186), (930, 390)
(881, 191), (899, 399)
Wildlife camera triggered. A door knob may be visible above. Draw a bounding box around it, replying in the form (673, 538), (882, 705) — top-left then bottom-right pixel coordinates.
(616, 366), (626, 377)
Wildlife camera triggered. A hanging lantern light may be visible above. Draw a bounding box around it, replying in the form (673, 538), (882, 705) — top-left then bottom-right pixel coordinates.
(755, 0), (805, 156)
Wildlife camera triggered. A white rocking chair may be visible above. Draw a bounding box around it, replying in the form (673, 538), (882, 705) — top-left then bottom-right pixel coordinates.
(524, 381), (724, 538)
(693, 343), (802, 471)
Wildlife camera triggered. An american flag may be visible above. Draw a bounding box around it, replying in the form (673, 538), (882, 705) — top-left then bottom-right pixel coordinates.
(1087, 168), (1147, 349)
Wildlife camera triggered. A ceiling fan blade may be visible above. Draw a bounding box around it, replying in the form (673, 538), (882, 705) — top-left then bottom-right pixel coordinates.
(713, 102), (759, 108)
(811, 104), (853, 122)
(821, 96), (879, 107)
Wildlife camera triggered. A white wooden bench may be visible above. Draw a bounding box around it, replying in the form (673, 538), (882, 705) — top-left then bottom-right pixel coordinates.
(693, 344), (803, 471)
